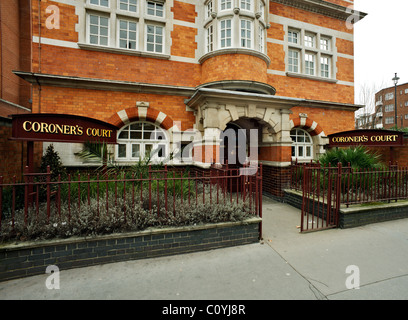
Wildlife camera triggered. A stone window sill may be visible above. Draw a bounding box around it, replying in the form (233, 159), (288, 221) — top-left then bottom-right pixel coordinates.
(77, 42), (171, 60)
(286, 72), (338, 84)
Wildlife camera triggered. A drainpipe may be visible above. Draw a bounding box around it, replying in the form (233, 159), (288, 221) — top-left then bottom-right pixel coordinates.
(38, 0), (41, 73)
(37, 0), (41, 112)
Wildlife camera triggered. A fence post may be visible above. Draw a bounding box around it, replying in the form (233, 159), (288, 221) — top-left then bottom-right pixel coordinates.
(300, 166), (307, 232)
(259, 163), (263, 240)
(57, 174), (61, 219)
(46, 166), (51, 224)
(24, 166), (29, 226)
(68, 174), (71, 222)
(164, 165), (168, 215)
(335, 162), (342, 227)
(11, 176), (16, 230)
(149, 166), (152, 212)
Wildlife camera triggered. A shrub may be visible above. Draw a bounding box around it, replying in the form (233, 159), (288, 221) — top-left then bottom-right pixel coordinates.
(317, 146), (384, 170)
(0, 187), (253, 243)
(40, 144), (66, 180)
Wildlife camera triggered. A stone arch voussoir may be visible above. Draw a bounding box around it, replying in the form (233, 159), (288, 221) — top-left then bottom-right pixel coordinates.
(107, 107), (179, 132)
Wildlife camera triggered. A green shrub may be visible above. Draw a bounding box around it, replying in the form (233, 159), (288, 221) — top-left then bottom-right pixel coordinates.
(0, 187), (252, 243)
(40, 144), (66, 180)
(317, 146), (384, 170)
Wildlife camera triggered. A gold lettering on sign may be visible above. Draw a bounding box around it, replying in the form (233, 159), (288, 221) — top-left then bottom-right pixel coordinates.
(21, 121), (110, 137)
(332, 134), (399, 144)
(23, 121), (87, 136)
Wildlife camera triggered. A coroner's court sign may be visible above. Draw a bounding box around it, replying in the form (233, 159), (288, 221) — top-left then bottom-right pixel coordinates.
(328, 130), (404, 147)
(11, 113), (118, 144)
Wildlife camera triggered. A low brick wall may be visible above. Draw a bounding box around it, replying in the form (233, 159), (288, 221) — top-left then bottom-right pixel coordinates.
(340, 201), (408, 228)
(0, 218), (261, 282)
(284, 189), (408, 229)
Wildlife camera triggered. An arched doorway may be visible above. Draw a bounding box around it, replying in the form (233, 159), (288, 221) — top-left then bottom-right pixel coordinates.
(221, 122), (245, 168)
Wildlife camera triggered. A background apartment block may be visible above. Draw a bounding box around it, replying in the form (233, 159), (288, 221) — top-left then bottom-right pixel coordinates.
(374, 83), (408, 130)
(1, 0), (365, 197)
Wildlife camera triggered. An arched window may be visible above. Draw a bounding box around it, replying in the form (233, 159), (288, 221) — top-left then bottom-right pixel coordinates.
(290, 128), (313, 160)
(116, 121), (168, 162)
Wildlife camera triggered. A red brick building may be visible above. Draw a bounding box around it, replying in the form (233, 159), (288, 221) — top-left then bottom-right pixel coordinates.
(375, 82), (408, 130)
(0, 0), (32, 182)
(3, 0), (366, 196)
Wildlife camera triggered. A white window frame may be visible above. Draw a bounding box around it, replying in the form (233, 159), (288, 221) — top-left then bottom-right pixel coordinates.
(385, 117), (394, 125)
(291, 128), (313, 160)
(146, 0), (165, 17)
(385, 92), (394, 101)
(206, 0), (213, 18)
(118, 0), (138, 12)
(220, 0), (232, 11)
(287, 27), (335, 81)
(205, 24), (214, 53)
(145, 23), (164, 53)
(385, 104), (394, 112)
(320, 37), (330, 51)
(320, 56), (330, 78)
(258, 25), (265, 53)
(240, 19), (252, 49)
(305, 53), (315, 76)
(219, 18), (232, 48)
(288, 49), (300, 73)
(304, 33), (315, 48)
(288, 30), (299, 44)
(88, 13), (110, 46)
(116, 121), (169, 162)
(240, 0), (251, 11)
(89, 0), (110, 7)
(118, 19), (137, 50)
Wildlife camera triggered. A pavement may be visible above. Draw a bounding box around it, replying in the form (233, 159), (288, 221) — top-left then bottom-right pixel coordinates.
(1, 196), (408, 301)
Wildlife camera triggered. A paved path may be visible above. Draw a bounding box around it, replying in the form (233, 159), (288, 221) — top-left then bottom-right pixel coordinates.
(1, 196), (408, 300)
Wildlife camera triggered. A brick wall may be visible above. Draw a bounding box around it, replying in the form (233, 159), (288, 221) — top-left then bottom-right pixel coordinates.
(367, 137), (408, 167)
(0, 120), (26, 182)
(201, 54), (268, 84)
(31, 86), (195, 132)
(0, 218), (261, 282)
(262, 164), (291, 198)
(290, 107), (356, 136)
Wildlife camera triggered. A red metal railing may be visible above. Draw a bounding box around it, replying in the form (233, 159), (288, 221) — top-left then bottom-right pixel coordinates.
(291, 161), (408, 206)
(293, 161), (408, 232)
(0, 164), (262, 235)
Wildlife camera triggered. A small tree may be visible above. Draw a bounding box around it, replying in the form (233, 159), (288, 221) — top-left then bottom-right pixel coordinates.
(40, 144), (66, 180)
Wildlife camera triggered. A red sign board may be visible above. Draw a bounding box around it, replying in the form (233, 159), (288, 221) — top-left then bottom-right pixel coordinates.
(328, 130), (404, 147)
(11, 113), (118, 144)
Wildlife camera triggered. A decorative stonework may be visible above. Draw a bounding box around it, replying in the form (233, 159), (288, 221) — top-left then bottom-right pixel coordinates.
(271, 0), (367, 22)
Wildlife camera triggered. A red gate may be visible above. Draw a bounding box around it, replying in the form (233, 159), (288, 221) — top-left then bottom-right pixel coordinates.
(300, 164), (341, 233)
